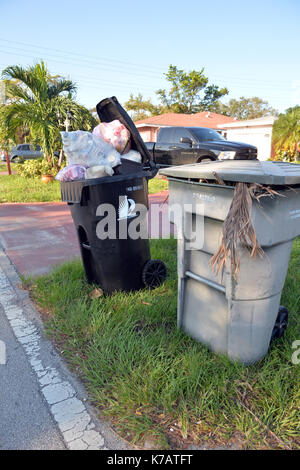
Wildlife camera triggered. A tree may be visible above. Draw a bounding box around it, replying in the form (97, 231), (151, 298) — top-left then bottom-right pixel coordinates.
(124, 65), (229, 118)
(0, 61), (97, 166)
(156, 65), (228, 114)
(272, 105), (300, 156)
(124, 93), (161, 121)
(218, 96), (278, 120)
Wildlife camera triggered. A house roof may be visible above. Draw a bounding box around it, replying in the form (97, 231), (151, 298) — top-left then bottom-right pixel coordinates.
(218, 115), (277, 129)
(134, 112), (238, 129)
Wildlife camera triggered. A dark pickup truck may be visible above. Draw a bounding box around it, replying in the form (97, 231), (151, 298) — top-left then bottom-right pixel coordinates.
(145, 126), (257, 167)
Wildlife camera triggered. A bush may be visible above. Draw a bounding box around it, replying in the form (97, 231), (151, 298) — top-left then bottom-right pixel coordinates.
(15, 158), (66, 178)
(273, 149), (295, 162)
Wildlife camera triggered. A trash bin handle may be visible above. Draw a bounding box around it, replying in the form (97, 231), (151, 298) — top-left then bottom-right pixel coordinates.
(145, 160), (158, 180)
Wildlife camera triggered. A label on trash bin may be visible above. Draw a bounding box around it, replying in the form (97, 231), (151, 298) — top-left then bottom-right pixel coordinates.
(118, 195), (137, 220)
(290, 208), (300, 219)
(126, 184), (143, 192)
(193, 192), (216, 203)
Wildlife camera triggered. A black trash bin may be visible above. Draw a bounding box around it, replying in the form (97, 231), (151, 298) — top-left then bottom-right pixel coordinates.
(60, 96), (166, 294)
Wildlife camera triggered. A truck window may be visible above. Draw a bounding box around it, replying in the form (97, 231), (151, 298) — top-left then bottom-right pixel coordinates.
(173, 128), (192, 143)
(158, 128), (174, 143)
(190, 128), (226, 142)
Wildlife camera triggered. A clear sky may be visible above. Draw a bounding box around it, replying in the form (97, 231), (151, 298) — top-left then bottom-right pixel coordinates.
(0, 0), (299, 113)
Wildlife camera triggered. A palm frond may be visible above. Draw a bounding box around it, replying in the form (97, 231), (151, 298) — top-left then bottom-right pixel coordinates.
(47, 79), (76, 99)
(4, 81), (35, 103)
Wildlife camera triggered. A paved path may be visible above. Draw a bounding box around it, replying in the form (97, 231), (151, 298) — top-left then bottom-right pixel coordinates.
(0, 191), (170, 278)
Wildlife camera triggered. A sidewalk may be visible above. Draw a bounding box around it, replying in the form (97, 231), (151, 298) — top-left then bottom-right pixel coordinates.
(0, 190), (170, 277)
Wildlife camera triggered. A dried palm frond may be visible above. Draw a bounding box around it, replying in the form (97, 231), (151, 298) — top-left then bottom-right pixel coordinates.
(248, 183), (285, 201)
(210, 182), (265, 279)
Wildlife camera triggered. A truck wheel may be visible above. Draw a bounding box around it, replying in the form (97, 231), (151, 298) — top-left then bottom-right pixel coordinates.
(271, 306), (289, 341)
(197, 157), (215, 163)
(142, 259), (167, 289)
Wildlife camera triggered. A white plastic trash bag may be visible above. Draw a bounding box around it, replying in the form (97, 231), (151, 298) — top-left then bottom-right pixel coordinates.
(85, 165), (114, 179)
(56, 164), (87, 182)
(61, 130), (121, 169)
(121, 150), (142, 164)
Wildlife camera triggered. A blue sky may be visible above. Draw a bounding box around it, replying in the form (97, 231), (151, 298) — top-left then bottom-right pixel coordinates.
(0, 0), (299, 113)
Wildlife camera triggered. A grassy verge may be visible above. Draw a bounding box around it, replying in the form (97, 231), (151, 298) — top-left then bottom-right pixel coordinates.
(148, 177), (168, 194)
(0, 175), (62, 203)
(0, 174), (168, 203)
(26, 238), (300, 449)
(0, 162), (17, 172)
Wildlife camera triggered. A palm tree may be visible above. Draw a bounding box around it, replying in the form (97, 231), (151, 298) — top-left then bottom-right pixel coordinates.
(0, 61), (97, 166)
(272, 106), (300, 157)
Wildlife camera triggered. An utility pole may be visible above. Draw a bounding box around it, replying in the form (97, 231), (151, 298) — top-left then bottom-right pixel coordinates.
(57, 109), (74, 169)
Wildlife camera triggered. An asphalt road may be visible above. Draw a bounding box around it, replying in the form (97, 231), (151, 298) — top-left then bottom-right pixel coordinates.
(0, 302), (66, 450)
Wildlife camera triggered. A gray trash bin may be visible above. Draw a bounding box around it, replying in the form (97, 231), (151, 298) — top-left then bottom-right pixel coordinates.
(161, 161), (300, 364)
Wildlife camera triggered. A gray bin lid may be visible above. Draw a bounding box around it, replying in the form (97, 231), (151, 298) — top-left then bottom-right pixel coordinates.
(160, 161), (300, 185)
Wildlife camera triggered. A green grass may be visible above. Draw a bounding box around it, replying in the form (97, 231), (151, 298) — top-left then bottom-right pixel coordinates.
(0, 162), (17, 172)
(27, 238), (300, 449)
(148, 177), (168, 194)
(0, 175), (62, 203)
(0, 174), (167, 203)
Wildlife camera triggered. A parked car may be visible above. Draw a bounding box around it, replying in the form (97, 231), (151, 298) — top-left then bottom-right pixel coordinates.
(0, 143), (43, 162)
(1, 144), (60, 162)
(145, 126), (257, 167)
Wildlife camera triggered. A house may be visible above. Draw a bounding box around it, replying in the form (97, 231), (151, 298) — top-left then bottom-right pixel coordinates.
(218, 116), (277, 161)
(134, 111), (277, 161)
(134, 112), (238, 142)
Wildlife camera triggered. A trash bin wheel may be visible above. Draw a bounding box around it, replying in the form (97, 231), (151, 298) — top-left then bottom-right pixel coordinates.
(271, 306), (289, 341)
(142, 259), (167, 289)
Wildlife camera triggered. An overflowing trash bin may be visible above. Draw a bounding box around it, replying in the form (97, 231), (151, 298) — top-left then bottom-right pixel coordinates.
(161, 160), (300, 364)
(59, 97), (166, 294)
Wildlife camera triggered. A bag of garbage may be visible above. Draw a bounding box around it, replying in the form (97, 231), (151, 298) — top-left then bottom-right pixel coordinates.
(121, 150), (142, 164)
(85, 165), (114, 179)
(56, 164), (87, 182)
(61, 130), (121, 168)
(93, 120), (130, 154)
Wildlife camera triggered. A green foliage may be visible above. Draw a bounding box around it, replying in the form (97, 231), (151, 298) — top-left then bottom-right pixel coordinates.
(124, 93), (161, 121)
(0, 61), (97, 166)
(124, 65), (228, 118)
(156, 65), (228, 114)
(15, 157), (65, 178)
(217, 96), (278, 120)
(273, 149), (295, 162)
(272, 106), (300, 154)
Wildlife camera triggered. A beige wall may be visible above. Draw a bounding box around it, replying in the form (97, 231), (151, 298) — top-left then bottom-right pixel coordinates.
(225, 125), (273, 161)
(137, 126), (159, 142)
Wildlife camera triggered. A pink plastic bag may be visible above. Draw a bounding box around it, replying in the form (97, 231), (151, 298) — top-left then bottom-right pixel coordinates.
(93, 120), (130, 154)
(55, 164), (87, 182)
